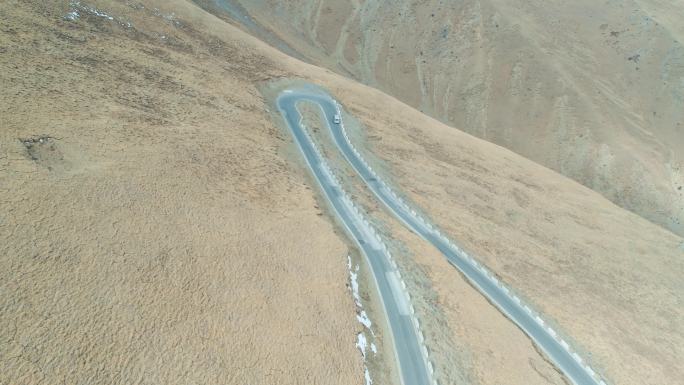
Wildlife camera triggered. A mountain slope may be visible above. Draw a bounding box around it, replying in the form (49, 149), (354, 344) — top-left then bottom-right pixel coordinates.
(208, 0), (684, 237)
(0, 1), (363, 384)
(1, 1), (682, 385)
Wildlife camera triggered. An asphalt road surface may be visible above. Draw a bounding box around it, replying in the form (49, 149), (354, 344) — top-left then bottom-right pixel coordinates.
(277, 91), (433, 385)
(277, 87), (606, 385)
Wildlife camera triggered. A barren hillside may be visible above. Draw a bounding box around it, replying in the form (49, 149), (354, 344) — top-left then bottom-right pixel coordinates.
(1, 1), (682, 385)
(0, 1), (363, 384)
(205, 0), (684, 237)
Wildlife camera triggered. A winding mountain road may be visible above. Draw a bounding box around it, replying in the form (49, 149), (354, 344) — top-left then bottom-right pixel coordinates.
(277, 87), (608, 385)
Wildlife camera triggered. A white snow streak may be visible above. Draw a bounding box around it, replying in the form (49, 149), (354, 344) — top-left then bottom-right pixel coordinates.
(347, 255), (376, 385)
(64, 10), (80, 21)
(356, 332), (368, 358)
(357, 310), (372, 329)
(364, 367), (373, 385)
(65, 1), (133, 28)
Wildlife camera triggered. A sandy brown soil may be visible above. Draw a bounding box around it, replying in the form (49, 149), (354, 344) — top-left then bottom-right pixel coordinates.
(2, 1), (683, 385)
(216, 0), (684, 237)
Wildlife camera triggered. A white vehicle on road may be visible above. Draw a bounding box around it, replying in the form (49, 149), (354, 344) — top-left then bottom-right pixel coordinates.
(333, 113), (341, 124)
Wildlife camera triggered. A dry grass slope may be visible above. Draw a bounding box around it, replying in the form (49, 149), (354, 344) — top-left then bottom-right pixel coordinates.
(329, 84), (684, 385)
(0, 1), (363, 384)
(2, 1), (683, 385)
(222, 0), (684, 237)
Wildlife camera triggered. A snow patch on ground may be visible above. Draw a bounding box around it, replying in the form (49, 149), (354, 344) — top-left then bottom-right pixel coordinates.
(356, 332), (368, 358)
(67, 1), (113, 20)
(357, 310), (372, 329)
(64, 10), (80, 21)
(348, 256), (362, 306)
(64, 1), (133, 28)
(364, 367), (373, 385)
(348, 256), (374, 334)
(347, 255), (376, 385)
